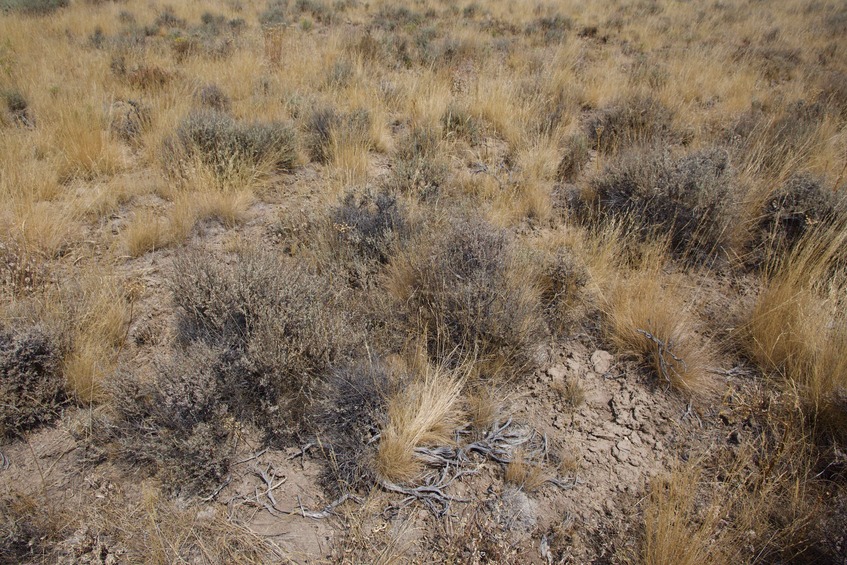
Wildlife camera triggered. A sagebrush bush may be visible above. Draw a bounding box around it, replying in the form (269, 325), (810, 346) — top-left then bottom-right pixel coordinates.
(386, 216), (544, 380)
(330, 190), (408, 266)
(163, 109), (296, 184)
(388, 125), (448, 198)
(171, 247), (356, 431)
(0, 0), (67, 14)
(259, 0), (288, 27)
(314, 361), (395, 494)
(588, 146), (737, 261)
(0, 325), (64, 439)
(586, 96), (674, 154)
(96, 247), (358, 494)
(758, 173), (846, 256)
(194, 83), (231, 112)
(98, 346), (232, 495)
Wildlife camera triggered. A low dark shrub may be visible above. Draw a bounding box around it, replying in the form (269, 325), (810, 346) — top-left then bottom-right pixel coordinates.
(759, 173), (847, 254)
(2, 89), (34, 127)
(372, 6), (421, 31)
(525, 14), (572, 43)
(98, 347), (232, 495)
(538, 248), (588, 322)
(313, 361), (395, 494)
(96, 247), (358, 495)
(163, 109), (296, 178)
(0, 326), (64, 440)
(295, 0), (334, 24)
(154, 8), (186, 29)
(386, 216), (545, 380)
(388, 126), (448, 198)
(194, 83), (231, 112)
(330, 190), (407, 265)
(108, 99), (150, 141)
(0, 0), (67, 15)
(171, 247), (356, 430)
(586, 95), (674, 154)
(125, 64), (171, 91)
(589, 146), (737, 261)
(259, 0), (288, 27)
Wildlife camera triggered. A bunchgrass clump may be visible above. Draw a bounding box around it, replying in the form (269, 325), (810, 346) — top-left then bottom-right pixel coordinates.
(606, 264), (713, 397)
(747, 222), (847, 441)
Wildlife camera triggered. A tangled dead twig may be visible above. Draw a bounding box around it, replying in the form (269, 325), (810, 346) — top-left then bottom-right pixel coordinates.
(637, 328), (688, 388)
(383, 419), (578, 517)
(381, 465), (478, 517)
(234, 463), (362, 519)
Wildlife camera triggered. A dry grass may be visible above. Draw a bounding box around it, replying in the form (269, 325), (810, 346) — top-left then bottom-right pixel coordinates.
(747, 221), (847, 439)
(643, 467), (723, 565)
(56, 273), (132, 402)
(53, 105), (124, 182)
(605, 261), (714, 397)
(643, 398), (821, 565)
(376, 363), (465, 483)
(504, 449), (549, 493)
(1, 0), (846, 561)
(123, 208), (170, 257)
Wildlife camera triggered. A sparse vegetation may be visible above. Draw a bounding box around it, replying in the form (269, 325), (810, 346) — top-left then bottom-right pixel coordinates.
(2, 0), (846, 561)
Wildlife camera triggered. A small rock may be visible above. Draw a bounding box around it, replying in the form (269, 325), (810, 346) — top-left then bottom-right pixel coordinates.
(591, 350), (613, 374)
(618, 437), (632, 451)
(547, 364), (567, 380)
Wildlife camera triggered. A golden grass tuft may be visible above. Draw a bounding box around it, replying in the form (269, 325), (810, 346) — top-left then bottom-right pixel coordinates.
(643, 467), (724, 565)
(606, 265), (714, 397)
(504, 450), (549, 493)
(747, 221), (847, 438)
(123, 208), (171, 257)
(57, 274), (132, 402)
(376, 364), (465, 483)
(53, 105), (124, 182)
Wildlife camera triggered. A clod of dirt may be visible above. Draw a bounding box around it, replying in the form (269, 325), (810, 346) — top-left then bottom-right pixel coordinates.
(590, 350), (613, 374)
